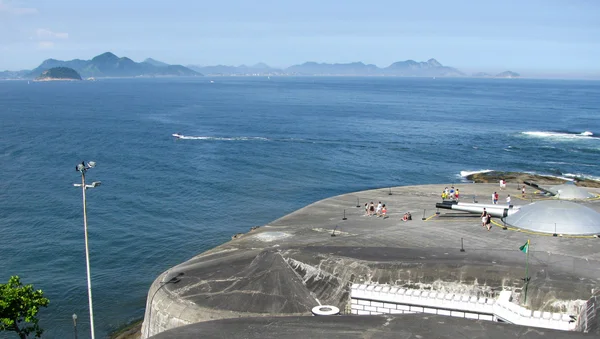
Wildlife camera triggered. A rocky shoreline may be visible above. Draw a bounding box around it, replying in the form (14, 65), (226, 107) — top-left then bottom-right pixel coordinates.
(110, 320), (142, 339)
(466, 171), (600, 188)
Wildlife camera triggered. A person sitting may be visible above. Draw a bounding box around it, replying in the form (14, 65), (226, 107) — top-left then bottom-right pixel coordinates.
(380, 204), (387, 218)
(402, 212), (412, 221)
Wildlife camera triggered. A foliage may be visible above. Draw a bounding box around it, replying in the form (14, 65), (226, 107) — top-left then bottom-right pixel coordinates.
(36, 67), (82, 80)
(0, 276), (49, 339)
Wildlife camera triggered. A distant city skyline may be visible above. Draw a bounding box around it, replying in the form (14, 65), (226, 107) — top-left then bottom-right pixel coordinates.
(1, 0), (599, 76)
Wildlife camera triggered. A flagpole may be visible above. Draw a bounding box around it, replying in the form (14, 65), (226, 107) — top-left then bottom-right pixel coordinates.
(524, 239), (530, 304)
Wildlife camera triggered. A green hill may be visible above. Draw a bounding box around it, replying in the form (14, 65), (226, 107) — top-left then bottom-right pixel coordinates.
(35, 67), (82, 81)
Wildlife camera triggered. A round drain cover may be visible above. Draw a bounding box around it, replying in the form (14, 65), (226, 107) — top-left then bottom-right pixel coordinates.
(311, 305), (340, 316)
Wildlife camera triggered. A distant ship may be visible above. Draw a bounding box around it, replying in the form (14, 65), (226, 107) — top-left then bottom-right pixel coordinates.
(172, 133), (184, 139)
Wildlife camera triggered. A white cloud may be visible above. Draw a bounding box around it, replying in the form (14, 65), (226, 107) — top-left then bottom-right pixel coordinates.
(36, 28), (69, 40)
(0, 0), (38, 15)
(37, 41), (54, 49)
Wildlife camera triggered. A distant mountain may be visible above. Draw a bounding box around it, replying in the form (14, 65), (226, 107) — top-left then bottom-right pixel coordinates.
(1, 55), (522, 79)
(35, 67), (82, 81)
(188, 63), (283, 76)
(27, 52), (201, 78)
(143, 58), (170, 67)
(383, 59), (464, 77)
(0, 70), (30, 79)
(285, 58), (462, 76)
(286, 61), (380, 75)
(495, 71), (520, 78)
(190, 58), (464, 77)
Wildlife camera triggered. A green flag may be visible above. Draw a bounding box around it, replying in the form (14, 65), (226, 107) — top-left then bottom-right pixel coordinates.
(519, 240), (529, 254)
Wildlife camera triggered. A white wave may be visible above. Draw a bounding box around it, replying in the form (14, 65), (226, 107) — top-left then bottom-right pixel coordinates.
(521, 131), (596, 140)
(174, 135), (269, 141)
(563, 173), (600, 182)
(544, 161), (598, 167)
(460, 169), (494, 177)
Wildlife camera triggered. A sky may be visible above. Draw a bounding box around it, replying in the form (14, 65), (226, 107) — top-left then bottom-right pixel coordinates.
(1, 0), (599, 75)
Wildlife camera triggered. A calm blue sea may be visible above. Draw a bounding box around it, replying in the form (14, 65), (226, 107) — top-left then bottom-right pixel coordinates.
(1, 77), (599, 338)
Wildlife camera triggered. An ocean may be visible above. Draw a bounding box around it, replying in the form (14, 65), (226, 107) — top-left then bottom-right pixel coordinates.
(0, 77), (599, 338)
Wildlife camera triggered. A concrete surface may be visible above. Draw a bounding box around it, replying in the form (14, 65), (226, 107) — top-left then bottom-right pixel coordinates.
(142, 183), (600, 338)
(150, 314), (597, 339)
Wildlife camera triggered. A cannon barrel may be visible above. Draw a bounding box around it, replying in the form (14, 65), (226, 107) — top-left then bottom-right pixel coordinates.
(436, 202), (511, 218)
(523, 181), (554, 195)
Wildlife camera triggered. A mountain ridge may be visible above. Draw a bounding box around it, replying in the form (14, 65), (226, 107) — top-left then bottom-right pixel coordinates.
(26, 52), (201, 78)
(1, 55), (524, 79)
(190, 58), (466, 76)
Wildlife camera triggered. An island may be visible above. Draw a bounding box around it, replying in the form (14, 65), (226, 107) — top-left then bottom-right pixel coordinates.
(495, 71), (520, 78)
(34, 67), (82, 81)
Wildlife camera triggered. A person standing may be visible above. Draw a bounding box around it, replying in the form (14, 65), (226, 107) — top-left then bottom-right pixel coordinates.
(492, 192), (497, 204)
(521, 185), (526, 198)
(481, 208), (488, 228)
(506, 195), (511, 206)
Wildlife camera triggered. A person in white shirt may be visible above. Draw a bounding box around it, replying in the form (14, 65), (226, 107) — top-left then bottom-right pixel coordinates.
(506, 194), (511, 206)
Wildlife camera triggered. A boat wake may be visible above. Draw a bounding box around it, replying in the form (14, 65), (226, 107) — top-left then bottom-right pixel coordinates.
(521, 131), (596, 140)
(172, 134), (269, 141)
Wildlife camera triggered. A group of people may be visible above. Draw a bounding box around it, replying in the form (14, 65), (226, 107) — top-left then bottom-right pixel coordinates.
(363, 201), (411, 221)
(365, 201), (387, 217)
(491, 191), (512, 206)
(441, 186), (460, 201)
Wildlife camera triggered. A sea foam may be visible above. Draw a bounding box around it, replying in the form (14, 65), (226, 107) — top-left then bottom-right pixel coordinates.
(521, 131), (596, 140)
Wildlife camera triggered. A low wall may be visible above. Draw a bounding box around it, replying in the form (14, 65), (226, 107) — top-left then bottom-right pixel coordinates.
(351, 284), (576, 331)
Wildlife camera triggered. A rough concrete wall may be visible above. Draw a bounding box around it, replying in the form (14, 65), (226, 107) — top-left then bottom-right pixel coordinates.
(141, 275), (194, 339)
(575, 290), (600, 334)
(284, 251), (589, 315)
(285, 254), (515, 308)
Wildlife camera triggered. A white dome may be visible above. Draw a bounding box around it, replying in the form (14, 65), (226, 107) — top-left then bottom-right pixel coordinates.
(550, 182), (596, 200)
(505, 200), (600, 235)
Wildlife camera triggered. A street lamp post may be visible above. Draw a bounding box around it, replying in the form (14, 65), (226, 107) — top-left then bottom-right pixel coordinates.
(72, 314), (78, 339)
(74, 161), (101, 339)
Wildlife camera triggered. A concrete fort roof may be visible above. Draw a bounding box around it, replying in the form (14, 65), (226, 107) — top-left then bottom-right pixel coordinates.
(150, 314), (597, 339)
(142, 182), (600, 338)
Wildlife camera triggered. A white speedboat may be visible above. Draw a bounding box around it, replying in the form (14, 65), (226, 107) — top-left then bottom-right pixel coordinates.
(172, 133), (184, 138)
